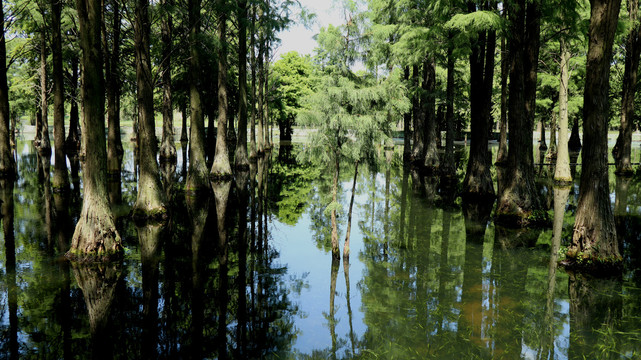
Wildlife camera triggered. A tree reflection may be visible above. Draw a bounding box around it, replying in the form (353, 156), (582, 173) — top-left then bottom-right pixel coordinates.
(138, 223), (164, 359)
(1, 178), (18, 359)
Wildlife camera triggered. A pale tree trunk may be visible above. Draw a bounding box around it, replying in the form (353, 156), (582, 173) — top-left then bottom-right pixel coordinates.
(330, 151), (340, 260)
(133, 0), (166, 218)
(52, 0), (68, 191)
(235, 0), (250, 169)
(343, 161), (358, 259)
(0, 0), (15, 177)
(211, 0), (233, 179)
(159, 0), (176, 162)
(567, 0), (622, 269)
(555, 37), (572, 184)
(68, 0), (122, 259)
(613, 0), (641, 175)
(186, 0), (209, 192)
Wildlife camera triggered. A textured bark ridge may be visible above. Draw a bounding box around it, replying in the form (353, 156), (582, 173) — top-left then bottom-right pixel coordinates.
(70, 198), (123, 260)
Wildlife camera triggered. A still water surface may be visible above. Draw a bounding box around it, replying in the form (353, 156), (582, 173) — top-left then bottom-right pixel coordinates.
(1, 140), (641, 359)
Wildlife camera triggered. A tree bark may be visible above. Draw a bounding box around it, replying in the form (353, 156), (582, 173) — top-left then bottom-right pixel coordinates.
(38, 28), (52, 155)
(568, 115), (582, 151)
(403, 67), (412, 162)
(423, 57), (439, 171)
(186, 0), (209, 192)
(555, 37), (572, 184)
(65, 56), (81, 153)
(496, 16), (509, 164)
(496, 0), (544, 225)
(257, 7), (265, 155)
(567, 0), (622, 269)
(613, 0), (641, 175)
(331, 151), (340, 260)
(159, 0), (176, 162)
(463, 20), (496, 199)
(68, 0), (122, 259)
(235, 0), (250, 169)
(133, 0), (166, 218)
(52, 0), (68, 191)
(249, 5), (258, 159)
(343, 161), (358, 259)
(0, 0), (15, 177)
(546, 108), (557, 160)
(211, 0), (233, 179)
(106, 0), (123, 177)
(443, 35), (456, 176)
(410, 65), (424, 163)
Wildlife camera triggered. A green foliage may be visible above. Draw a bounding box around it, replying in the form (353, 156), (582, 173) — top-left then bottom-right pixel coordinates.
(445, 11), (503, 33)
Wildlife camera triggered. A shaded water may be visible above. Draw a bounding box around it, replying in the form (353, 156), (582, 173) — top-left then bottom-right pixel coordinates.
(1, 140), (641, 359)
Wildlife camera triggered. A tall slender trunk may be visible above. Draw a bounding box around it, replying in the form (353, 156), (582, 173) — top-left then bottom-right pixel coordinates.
(263, 14), (272, 152)
(555, 36), (572, 184)
(133, 0), (166, 217)
(403, 67), (411, 162)
(568, 115), (582, 151)
(211, 0), (232, 179)
(180, 101), (188, 142)
(344, 161), (358, 259)
(186, 0), (209, 192)
(613, 0), (641, 175)
(411, 65), (423, 163)
(547, 107), (557, 160)
(159, 0), (176, 162)
(257, 6), (265, 155)
(249, 5), (257, 159)
(69, 0), (122, 259)
(38, 28), (51, 154)
(443, 34), (456, 176)
(423, 57), (439, 171)
(330, 151), (340, 260)
(106, 0), (123, 176)
(235, 0), (250, 169)
(52, 0), (68, 191)
(496, 0), (543, 225)
(0, 0), (15, 176)
(496, 19), (509, 164)
(65, 56), (81, 153)
(567, 0), (622, 269)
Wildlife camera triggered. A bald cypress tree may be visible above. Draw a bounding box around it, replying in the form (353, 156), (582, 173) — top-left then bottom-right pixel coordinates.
(0, 0), (15, 177)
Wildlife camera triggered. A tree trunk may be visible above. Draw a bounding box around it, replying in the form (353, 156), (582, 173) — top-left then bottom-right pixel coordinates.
(249, 5), (257, 160)
(159, 0), (176, 162)
(442, 35), (456, 176)
(263, 31), (272, 151)
(567, 0), (622, 269)
(65, 56), (81, 153)
(106, 0), (123, 177)
(539, 119), (547, 150)
(568, 115), (582, 151)
(211, 0), (233, 179)
(496, 18), (509, 164)
(133, 0), (166, 218)
(410, 65), (424, 163)
(343, 161), (358, 259)
(330, 151), (340, 260)
(186, 0), (209, 192)
(546, 109), (557, 160)
(139, 223), (162, 359)
(496, 0), (544, 225)
(463, 23), (496, 199)
(235, 0), (250, 169)
(180, 101), (188, 142)
(423, 57), (439, 171)
(38, 28), (52, 155)
(613, 0), (641, 175)
(403, 67), (411, 162)
(68, 0), (122, 259)
(257, 12), (265, 155)
(52, 0), (68, 191)
(0, 0), (15, 177)
(555, 37), (572, 184)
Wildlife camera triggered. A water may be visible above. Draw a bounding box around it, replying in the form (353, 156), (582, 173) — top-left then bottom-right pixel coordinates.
(1, 140), (641, 359)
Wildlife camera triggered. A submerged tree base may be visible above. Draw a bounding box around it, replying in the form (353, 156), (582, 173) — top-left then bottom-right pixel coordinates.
(494, 210), (551, 228)
(560, 257), (623, 276)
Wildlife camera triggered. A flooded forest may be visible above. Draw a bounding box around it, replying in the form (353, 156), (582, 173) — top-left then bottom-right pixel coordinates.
(1, 0), (641, 359)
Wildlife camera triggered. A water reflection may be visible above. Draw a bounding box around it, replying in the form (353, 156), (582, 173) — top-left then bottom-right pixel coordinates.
(3, 141), (641, 358)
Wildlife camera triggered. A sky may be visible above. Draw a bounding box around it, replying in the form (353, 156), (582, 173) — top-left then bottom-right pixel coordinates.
(273, 0), (343, 60)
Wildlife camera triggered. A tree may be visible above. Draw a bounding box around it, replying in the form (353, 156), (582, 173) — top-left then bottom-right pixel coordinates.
(612, 0), (641, 175)
(235, 0), (250, 169)
(210, 0), (233, 179)
(496, 0), (545, 225)
(133, 0), (166, 217)
(51, 0), (68, 191)
(68, 0), (122, 259)
(159, 0), (176, 163)
(0, 0), (15, 177)
(106, 0), (123, 176)
(566, 0), (622, 270)
(186, 0), (209, 192)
